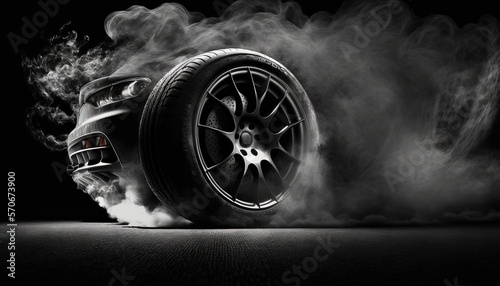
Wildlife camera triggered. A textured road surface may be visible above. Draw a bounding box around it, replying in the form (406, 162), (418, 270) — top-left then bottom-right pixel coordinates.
(3, 222), (499, 285)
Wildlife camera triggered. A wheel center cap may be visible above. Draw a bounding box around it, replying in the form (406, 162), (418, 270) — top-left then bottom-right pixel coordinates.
(240, 132), (253, 147)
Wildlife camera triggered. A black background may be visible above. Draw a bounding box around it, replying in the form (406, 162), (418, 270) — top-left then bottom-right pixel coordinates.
(5, 0), (498, 222)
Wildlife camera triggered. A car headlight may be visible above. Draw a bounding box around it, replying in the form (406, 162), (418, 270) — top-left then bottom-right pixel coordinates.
(86, 77), (151, 107)
(121, 80), (149, 98)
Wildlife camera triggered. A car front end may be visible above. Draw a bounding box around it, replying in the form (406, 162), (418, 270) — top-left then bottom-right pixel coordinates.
(66, 75), (152, 192)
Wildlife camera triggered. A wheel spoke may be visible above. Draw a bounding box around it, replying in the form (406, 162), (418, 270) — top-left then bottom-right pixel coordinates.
(206, 149), (236, 172)
(229, 71), (245, 114)
(274, 145), (301, 164)
(259, 163), (280, 202)
(265, 90), (289, 120)
(275, 118), (304, 138)
(247, 67), (259, 111)
(254, 166), (261, 208)
(259, 73), (272, 110)
(198, 123), (234, 141)
(231, 159), (249, 201)
(207, 91), (238, 124)
(264, 159), (288, 188)
(262, 178), (278, 202)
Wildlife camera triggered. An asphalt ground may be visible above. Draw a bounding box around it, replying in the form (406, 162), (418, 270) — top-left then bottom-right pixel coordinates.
(2, 221), (499, 286)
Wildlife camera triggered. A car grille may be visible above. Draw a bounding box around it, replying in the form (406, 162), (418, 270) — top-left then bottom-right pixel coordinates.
(68, 134), (121, 174)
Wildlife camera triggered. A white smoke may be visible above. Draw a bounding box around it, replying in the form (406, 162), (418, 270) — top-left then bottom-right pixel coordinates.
(22, 27), (115, 151)
(75, 169), (190, 227)
(24, 0), (499, 226)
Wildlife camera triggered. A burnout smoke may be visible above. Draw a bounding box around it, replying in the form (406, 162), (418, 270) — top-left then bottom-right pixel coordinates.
(74, 164), (189, 227)
(24, 0), (499, 226)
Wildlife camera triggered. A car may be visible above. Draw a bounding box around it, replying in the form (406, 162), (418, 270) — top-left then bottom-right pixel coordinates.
(66, 48), (320, 225)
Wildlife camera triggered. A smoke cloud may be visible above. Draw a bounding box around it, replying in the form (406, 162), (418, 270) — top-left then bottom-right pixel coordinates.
(23, 28), (115, 151)
(24, 0), (499, 226)
(74, 164), (190, 227)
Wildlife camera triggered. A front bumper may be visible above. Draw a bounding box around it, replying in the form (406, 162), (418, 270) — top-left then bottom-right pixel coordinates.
(67, 75), (152, 190)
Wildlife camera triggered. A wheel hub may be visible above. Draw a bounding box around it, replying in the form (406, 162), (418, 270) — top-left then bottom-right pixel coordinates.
(239, 131), (253, 147)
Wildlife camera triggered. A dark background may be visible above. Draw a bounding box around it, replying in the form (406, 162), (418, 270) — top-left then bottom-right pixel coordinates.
(5, 0), (498, 222)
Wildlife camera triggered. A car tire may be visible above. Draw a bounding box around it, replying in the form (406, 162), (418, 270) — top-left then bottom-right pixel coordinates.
(139, 48), (319, 226)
